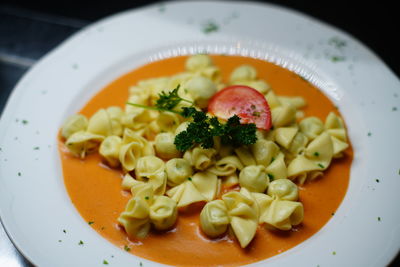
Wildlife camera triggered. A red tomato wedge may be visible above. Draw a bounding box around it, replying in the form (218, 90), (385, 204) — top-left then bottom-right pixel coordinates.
(208, 85), (272, 130)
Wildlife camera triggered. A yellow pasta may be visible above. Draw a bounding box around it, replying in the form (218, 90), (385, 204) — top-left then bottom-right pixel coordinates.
(239, 165), (269, 193)
(222, 191), (258, 248)
(200, 200), (230, 237)
(135, 156), (167, 195)
(87, 109), (113, 137)
(149, 196), (178, 230)
(154, 132), (181, 159)
(99, 135), (123, 167)
(207, 155), (243, 176)
(183, 147), (216, 171)
(65, 131), (104, 158)
(165, 158), (193, 187)
(61, 114), (88, 139)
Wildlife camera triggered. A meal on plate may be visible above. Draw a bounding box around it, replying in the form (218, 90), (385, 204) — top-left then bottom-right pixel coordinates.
(58, 54), (352, 266)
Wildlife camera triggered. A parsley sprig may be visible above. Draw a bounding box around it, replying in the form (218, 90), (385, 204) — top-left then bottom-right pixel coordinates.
(126, 85), (257, 152)
(127, 85), (192, 114)
(174, 107), (257, 151)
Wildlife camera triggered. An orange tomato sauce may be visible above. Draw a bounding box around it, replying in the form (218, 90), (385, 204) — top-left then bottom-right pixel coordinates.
(59, 55), (353, 266)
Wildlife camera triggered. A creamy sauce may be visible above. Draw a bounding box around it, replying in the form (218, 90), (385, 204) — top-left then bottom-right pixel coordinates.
(59, 55), (353, 266)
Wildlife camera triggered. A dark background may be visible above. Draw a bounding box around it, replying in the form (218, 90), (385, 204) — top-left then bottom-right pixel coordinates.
(0, 0), (399, 266)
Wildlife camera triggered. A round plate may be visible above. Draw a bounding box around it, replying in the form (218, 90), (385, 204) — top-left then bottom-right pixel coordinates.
(1, 1), (399, 266)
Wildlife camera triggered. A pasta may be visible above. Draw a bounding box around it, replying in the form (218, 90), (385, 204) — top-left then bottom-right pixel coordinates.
(99, 136), (122, 167)
(239, 165), (269, 193)
(165, 158), (193, 186)
(166, 171), (219, 208)
(135, 156), (167, 195)
(61, 54), (350, 252)
(154, 132), (181, 159)
(199, 200), (230, 237)
(65, 131), (103, 158)
(118, 183), (177, 238)
(184, 76), (217, 108)
(87, 109), (113, 137)
(222, 191), (258, 248)
(183, 147), (216, 171)
(61, 114), (88, 139)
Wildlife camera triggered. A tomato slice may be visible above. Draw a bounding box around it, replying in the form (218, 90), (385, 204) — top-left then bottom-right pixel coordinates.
(208, 85), (272, 130)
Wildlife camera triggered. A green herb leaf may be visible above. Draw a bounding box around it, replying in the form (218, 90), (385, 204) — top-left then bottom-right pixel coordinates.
(127, 85), (192, 115)
(267, 173), (274, 181)
(314, 152), (320, 157)
(78, 240), (84, 245)
(103, 260), (109, 265)
(174, 113), (257, 152)
(156, 85), (192, 110)
(88, 221), (94, 225)
(124, 245), (131, 251)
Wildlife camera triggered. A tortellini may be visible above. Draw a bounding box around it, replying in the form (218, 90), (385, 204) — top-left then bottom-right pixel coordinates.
(165, 158), (193, 186)
(207, 155), (243, 176)
(200, 190), (259, 248)
(166, 171), (220, 208)
(117, 183), (153, 239)
(156, 111), (181, 133)
(150, 196), (178, 230)
(184, 76), (217, 108)
(185, 54), (213, 72)
(325, 112), (349, 157)
(184, 147), (217, 171)
(87, 109), (113, 137)
(267, 179), (298, 201)
(185, 54), (221, 82)
(99, 136), (123, 167)
(119, 128), (155, 172)
(287, 132), (333, 184)
(222, 191), (258, 248)
(155, 132), (181, 159)
(229, 65), (257, 83)
(271, 104), (297, 128)
(239, 165), (269, 193)
(200, 200), (230, 238)
(61, 114), (88, 139)
(135, 156), (167, 195)
(259, 197), (304, 231)
(118, 183), (177, 238)
(65, 131), (104, 158)
(299, 117), (324, 140)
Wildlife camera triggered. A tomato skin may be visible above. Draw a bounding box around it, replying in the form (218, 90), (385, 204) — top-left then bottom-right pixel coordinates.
(208, 85), (272, 130)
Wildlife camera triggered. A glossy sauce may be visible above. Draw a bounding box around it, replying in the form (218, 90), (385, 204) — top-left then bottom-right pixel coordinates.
(59, 56), (353, 266)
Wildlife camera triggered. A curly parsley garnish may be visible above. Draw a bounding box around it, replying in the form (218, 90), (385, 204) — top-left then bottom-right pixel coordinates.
(174, 107), (257, 152)
(127, 85), (257, 152)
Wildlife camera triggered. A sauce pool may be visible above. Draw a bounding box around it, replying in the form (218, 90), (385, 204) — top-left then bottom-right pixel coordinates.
(59, 55), (353, 266)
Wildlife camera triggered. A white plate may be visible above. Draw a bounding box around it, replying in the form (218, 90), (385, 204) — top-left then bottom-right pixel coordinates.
(1, 1), (399, 266)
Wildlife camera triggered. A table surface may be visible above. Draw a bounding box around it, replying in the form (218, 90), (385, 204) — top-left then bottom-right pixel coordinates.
(0, 1), (399, 266)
